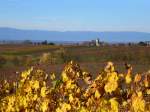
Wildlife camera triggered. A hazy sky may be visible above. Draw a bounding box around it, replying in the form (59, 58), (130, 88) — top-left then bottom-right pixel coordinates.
(0, 0), (150, 32)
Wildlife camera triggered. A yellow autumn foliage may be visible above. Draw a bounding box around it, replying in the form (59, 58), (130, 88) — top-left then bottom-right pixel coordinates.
(0, 61), (149, 112)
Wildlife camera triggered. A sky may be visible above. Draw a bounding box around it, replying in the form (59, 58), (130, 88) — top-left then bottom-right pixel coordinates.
(0, 0), (150, 32)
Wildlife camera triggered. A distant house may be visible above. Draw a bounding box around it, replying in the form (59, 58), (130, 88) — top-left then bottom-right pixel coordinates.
(81, 41), (92, 46)
(145, 41), (150, 46)
(81, 38), (101, 47)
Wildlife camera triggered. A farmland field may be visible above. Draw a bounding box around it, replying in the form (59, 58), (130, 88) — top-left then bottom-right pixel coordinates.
(1, 44), (150, 82)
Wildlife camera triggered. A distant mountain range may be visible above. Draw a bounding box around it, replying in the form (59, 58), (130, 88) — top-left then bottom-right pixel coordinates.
(0, 27), (150, 42)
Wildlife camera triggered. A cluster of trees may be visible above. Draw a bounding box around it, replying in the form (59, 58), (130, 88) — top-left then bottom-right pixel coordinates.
(138, 41), (149, 46)
(22, 40), (55, 45)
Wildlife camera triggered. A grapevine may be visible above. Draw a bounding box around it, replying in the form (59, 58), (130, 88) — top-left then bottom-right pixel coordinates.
(0, 61), (149, 112)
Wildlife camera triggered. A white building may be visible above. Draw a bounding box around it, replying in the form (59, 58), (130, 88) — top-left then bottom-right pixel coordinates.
(145, 41), (150, 46)
(96, 38), (100, 46)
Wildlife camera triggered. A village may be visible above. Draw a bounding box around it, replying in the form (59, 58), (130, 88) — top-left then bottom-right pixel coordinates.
(0, 38), (150, 47)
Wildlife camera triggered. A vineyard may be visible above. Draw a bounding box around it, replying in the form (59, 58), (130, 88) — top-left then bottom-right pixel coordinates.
(0, 61), (149, 112)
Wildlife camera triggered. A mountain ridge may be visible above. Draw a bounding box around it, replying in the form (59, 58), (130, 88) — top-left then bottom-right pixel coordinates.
(0, 27), (150, 42)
